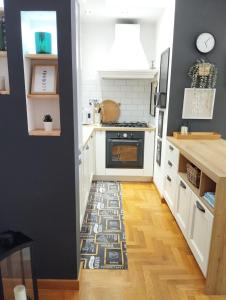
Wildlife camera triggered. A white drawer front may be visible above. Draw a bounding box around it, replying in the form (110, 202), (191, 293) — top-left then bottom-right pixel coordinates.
(166, 141), (179, 169)
(188, 193), (213, 277)
(175, 179), (191, 238)
(164, 173), (177, 214)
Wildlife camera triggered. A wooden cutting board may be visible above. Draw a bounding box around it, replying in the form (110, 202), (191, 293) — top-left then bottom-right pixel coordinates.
(101, 99), (121, 123)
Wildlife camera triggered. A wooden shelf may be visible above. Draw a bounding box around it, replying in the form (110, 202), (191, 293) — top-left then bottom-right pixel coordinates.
(29, 129), (61, 137)
(0, 90), (10, 95)
(0, 51), (7, 57)
(25, 54), (58, 60)
(178, 172), (214, 214)
(27, 94), (59, 100)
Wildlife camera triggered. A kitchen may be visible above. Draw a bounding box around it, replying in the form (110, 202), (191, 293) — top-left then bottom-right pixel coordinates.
(1, 0), (226, 299)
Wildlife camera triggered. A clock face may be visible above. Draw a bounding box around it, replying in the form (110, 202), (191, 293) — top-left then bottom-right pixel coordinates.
(196, 33), (215, 53)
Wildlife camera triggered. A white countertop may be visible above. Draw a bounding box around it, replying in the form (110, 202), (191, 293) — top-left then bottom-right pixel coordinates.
(82, 124), (156, 149)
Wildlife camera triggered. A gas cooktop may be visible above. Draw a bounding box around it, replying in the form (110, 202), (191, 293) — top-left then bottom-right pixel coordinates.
(102, 122), (148, 128)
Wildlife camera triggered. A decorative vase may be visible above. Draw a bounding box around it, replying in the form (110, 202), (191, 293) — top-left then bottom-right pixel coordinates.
(43, 122), (53, 132)
(35, 32), (52, 54)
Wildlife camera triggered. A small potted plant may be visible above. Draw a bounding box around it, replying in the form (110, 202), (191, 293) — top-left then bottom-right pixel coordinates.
(43, 114), (53, 132)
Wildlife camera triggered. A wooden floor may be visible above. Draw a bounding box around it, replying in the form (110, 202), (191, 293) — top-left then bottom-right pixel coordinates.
(39, 183), (226, 300)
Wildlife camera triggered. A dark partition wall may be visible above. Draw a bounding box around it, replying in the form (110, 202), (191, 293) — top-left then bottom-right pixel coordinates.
(167, 0), (226, 138)
(0, 0), (80, 279)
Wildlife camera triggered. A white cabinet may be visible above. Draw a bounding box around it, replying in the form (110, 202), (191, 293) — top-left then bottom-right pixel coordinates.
(163, 141), (180, 213)
(164, 173), (178, 214)
(188, 192), (213, 277)
(79, 132), (96, 229)
(95, 131), (106, 176)
(175, 179), (191, 238)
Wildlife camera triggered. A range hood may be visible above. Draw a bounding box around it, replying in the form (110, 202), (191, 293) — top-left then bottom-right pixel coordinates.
(100, 24), (157, 79)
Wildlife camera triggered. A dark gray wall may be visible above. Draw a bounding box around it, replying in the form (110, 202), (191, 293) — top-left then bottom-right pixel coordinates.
(0, 0), (80, 279)
(168, 0), (226, 138)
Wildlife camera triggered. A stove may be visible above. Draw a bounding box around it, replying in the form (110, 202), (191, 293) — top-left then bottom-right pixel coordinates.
(102, 122), (148, 128)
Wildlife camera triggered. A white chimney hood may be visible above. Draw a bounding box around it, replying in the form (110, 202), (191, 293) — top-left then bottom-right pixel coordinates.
(99, 24), (158, 79)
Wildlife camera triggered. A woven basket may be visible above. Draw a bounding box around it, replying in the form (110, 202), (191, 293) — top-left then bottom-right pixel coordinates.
(186, 163), (201, 188)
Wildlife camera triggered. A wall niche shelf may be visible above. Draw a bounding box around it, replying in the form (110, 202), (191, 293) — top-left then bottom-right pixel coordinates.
(21, 11), (61, 137)
(27, 94), (59, 100)
(29, 129), (61, 137)
(25, 54), (58, 60)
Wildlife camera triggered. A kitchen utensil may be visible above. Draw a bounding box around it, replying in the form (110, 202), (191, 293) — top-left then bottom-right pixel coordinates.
(101, 100), (120, 123)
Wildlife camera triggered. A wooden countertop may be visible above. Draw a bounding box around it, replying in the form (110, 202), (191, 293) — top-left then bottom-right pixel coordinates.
(82, 125), (155, 149)
(168, 137), (226, 182)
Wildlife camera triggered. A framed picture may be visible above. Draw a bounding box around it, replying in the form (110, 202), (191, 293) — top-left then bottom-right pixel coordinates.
(158, 110), (164, 138)
(150, 81), (157, 117)
(182, 88), (216, 119)
(156, 139), (162, 167)
(31, 64), (58, 95)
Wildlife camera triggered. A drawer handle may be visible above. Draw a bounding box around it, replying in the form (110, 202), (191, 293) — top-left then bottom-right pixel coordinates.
(196, 201), (205, 213)
(79, 159), (82, 165)
(86, 145), (89, 150)
(180, 181), (186, 189)
(168, 161), (173, 167)
(167, 176), (172, 182)
(169, 145), (174, 151)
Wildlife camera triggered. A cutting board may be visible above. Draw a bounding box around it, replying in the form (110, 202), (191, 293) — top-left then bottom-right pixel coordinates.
(101, 99), (121, 123)
(173, 132), (221, 140)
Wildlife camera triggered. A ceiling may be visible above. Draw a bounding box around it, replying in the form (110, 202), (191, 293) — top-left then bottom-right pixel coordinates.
(80, 0), (172, 22)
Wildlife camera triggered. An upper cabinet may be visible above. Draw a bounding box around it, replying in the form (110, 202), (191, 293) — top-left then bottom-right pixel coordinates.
(20, 11), (61, 137)
(0, 2), (10, 95)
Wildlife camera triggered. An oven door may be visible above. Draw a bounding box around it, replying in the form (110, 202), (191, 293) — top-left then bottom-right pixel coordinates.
(106, 139), (144, 169)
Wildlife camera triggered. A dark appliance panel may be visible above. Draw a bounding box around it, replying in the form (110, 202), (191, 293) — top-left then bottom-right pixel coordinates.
(106, 131), (145, 169)
(157, 48), (170, 108)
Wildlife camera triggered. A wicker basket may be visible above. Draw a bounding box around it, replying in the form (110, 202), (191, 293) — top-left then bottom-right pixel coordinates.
(186, 163), (201, 188)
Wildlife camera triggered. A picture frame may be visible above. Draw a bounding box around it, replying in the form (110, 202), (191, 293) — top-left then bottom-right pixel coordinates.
(158, 110), (164, 138)
(31, 64), (58, 95)
(156, 139), (162, 167)
(150, 81), (157, 117)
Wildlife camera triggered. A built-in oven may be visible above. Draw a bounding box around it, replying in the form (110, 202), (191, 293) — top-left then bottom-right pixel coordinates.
(106, 131), (145, 169)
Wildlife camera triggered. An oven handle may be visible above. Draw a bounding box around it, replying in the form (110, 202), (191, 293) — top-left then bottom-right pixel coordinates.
(108, 139), (143, 144)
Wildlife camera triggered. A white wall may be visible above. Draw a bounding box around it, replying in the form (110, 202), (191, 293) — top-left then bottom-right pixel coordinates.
(80, 20), (157, 122)
(153, 2), (176, 196)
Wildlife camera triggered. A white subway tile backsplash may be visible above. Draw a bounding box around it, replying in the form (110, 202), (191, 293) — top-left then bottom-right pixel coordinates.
(82, 78), (152, 122)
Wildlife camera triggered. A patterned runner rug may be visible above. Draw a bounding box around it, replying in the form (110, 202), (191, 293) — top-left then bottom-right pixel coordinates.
(80, 181), (128, 270)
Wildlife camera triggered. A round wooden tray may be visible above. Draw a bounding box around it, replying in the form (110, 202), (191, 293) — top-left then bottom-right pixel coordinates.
(101, 99), (121, 123)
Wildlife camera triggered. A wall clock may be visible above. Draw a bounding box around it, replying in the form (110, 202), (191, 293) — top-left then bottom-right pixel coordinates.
(196, 33), (215, 53)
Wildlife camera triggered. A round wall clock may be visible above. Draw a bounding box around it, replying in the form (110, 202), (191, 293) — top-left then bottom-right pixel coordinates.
(196, 33), (215, 53)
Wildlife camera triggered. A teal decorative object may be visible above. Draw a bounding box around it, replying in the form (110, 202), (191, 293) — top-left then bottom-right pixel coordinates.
(35, 32), (52, 54)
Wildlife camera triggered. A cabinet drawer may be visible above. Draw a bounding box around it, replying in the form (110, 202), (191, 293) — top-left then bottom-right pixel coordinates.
(188, 193), (213, 277)
(166, 141), (179, 169)
(164, 173), (178, 214)
(175, 179), (191, 238)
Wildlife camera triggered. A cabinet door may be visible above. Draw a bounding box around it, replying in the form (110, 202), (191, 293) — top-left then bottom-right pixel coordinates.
(164, 173), (178, 214)
(79, 152), (85, 229)
(188, 193), (213, 277)
(175, 179), (191, 238)
(95, 131), (106, 175)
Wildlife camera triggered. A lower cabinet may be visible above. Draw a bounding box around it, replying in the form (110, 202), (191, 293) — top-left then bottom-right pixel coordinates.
(188, 193), (213, 277)
(79, 133), (96, 228)
(175, 179), (191, 238)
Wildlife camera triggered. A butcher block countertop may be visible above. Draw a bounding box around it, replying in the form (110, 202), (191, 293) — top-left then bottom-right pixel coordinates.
(168, 136), (226, 181)
(82, 125), (155, 148)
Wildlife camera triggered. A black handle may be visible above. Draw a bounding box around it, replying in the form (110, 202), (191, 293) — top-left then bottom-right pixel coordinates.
(169, 145), (174, 151)
(168, 161), (173, 167)
(167, 176), (172, 182)
(196, 201), (205, 213)
(79, 159), (82, 165)
(180, 181), (186, 189)
(86, 145), (89, 150)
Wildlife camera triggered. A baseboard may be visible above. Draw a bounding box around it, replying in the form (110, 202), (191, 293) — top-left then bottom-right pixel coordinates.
(37, 279), (79, 290)
(93, 175), (153, 182)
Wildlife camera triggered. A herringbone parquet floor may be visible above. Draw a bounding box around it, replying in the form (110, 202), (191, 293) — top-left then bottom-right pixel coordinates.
(39, 183), (226, 300)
